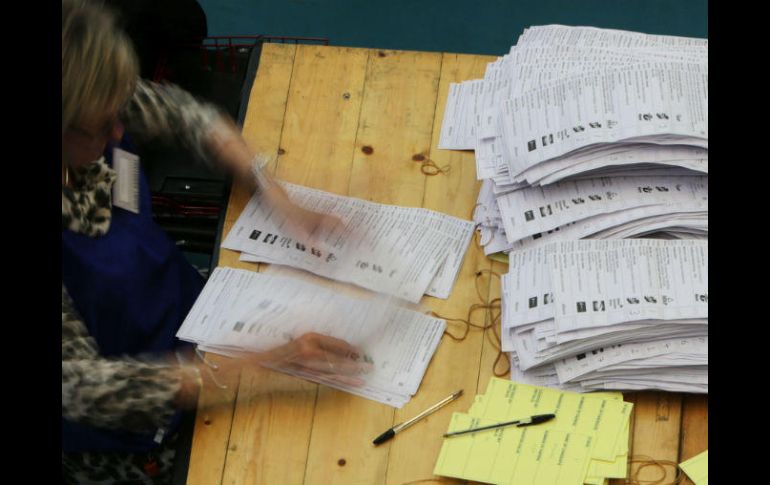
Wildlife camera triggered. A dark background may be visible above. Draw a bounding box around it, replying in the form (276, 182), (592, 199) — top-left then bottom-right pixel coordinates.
(198, 0), (708, 55)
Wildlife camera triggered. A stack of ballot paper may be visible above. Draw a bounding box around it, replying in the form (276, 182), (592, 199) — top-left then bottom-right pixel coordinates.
(437, 25), (707, 255)
(437, 25), (708, 393)
(222, 182), (475, 303)
(502, 239), (707, 393)
(177, 267), (446, 407)
(476, 175), (708, 255)
(434, 377), (633, 485)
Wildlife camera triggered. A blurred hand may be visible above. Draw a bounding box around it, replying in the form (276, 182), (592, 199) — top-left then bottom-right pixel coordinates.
(204, 120), (355, 253)
(264, 185), (343, 247)
(256, 332), (372, 386)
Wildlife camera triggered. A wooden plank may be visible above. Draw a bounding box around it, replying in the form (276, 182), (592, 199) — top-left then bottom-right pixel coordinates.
(220, 369), (317, 485)
(186, 359), (243, 485)
(476, 259), (509, 391)
(678, 394), (708, 485)
(187, 43), (296, 485)
(219, 44), (369, 485)
(303, 48), (443, 485)
(386, 52), (496, 485)
(629, 392), (683, 483)
(274, 45), (368, 194)
(346, 49), (442, 207)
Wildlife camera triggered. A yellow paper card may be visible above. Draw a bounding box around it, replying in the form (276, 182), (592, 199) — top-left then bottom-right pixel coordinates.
(583, 477), (608, 485)
(587, 453), (627, 479)
(679, 450), (708, 485)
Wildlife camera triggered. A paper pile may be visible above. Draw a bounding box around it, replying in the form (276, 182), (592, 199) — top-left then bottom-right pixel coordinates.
(438, 25), (708, 255)
(223, 182), (475, 303)
(434, 377), (632, 485)
(177, 267), (446, 407)
(502, 239), (707, 393)
(437, 25), (708, 393)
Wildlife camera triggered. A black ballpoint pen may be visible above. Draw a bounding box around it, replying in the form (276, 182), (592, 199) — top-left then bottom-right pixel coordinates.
(373, 390), (463, 445)
(443, 413), (556, 437)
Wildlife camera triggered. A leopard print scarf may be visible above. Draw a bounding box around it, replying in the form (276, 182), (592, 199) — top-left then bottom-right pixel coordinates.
(61, 157), (117, 237)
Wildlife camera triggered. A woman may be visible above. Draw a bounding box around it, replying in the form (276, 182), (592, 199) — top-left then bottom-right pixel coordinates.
(62, 1), (362, 482)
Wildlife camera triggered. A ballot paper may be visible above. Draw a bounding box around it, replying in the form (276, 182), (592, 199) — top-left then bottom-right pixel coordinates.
(679, 450), (708, 485)
(438, 80), (485, 150)
(496, 176), (707, 243)
(440, 25), (707, 178)
(502, 239), (707, 329)
(507, 322), (708, 393)
(223, 182), (474, 303)
(553, 337), (707, 383)
(499, 240), (707, 393)
(444, 25), (708, 259)
(496, 66), (707, 175)
(434, 377), (632, 485)
(177, 267), (446, 407)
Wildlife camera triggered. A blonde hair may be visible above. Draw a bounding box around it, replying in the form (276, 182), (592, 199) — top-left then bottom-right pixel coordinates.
(62, 0), (138, 132)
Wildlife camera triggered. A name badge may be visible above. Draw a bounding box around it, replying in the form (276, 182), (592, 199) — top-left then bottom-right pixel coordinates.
(112, 147), (140, 214)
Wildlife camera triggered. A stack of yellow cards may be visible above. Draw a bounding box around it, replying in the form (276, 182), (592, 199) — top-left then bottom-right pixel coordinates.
(434, 377), (633, 485)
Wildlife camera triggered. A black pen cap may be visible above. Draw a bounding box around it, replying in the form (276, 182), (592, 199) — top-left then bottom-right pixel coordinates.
(372, 428), (395, 446)
(518, 414), (556, 427)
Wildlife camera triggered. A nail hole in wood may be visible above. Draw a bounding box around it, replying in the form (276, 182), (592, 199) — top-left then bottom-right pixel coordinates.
(361, 146), (374, 155)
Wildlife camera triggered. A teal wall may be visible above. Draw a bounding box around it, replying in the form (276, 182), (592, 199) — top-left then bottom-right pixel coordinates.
(198, 0), (708, 55)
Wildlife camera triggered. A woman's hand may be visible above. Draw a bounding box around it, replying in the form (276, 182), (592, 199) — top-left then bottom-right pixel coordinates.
(254, 332), (372, 387)
(262, 184), (343, 246)
(176, 332), (371, 411)
(204, 120), (343, 246)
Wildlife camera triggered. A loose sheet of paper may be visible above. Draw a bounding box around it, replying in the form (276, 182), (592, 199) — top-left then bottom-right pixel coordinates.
(679, 450), (708, 485)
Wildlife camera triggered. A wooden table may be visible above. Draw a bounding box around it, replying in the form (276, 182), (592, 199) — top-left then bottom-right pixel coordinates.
(187, 44), (708, 485)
